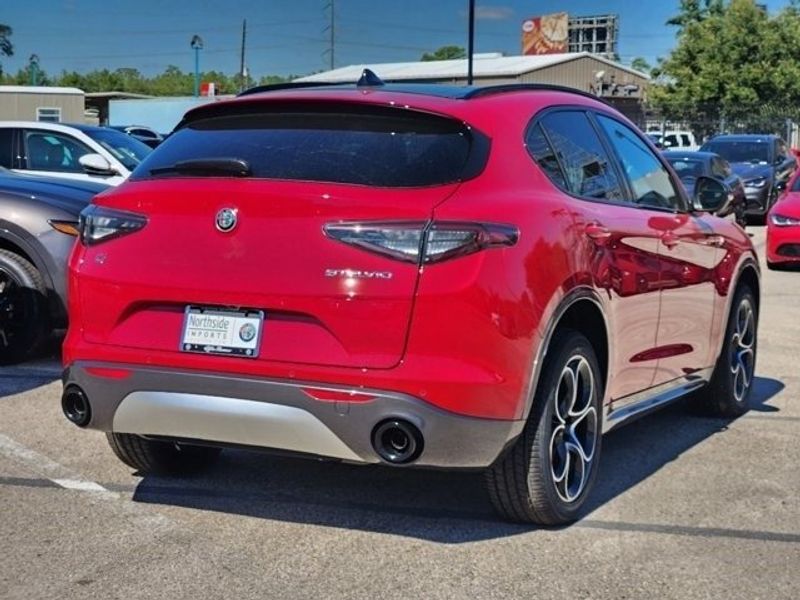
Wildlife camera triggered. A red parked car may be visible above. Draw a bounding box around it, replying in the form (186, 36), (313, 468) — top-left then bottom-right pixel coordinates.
(767, 170), (800, 269)
(62, 74), (760, 524)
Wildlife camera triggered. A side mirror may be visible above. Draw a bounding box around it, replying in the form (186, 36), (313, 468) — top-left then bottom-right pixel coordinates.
(693, 176), (732, 215)
(79, 153), (117, 176)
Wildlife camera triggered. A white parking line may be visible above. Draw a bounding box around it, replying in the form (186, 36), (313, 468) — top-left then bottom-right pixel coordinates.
(0, 433), (172, 528)
(51, 478), (110, 493)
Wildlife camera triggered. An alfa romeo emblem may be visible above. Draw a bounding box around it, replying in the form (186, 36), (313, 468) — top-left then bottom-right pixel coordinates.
(216, 207), (238, 232)
(239, 323), (256, 342)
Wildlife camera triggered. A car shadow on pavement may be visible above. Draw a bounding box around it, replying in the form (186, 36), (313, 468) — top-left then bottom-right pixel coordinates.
(130, 376), (784, 544)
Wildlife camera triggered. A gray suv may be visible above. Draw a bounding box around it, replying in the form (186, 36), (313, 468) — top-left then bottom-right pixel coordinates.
(700, 134), (797, 221)
(0, 168), (108, 362)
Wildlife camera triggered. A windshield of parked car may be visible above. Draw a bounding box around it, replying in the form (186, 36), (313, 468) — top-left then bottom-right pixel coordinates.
(133, 106), (480, 187)
(702, 141), (770, 164)
(666, 157), (706, 178)
(84, 128), (152, 171)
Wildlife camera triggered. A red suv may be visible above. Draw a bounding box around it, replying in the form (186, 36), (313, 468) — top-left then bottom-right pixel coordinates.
(62, 75), (760, 524)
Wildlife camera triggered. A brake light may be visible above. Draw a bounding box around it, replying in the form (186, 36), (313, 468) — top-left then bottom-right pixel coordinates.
(323, 221), (518, 264)
(79, 205), (147, 246)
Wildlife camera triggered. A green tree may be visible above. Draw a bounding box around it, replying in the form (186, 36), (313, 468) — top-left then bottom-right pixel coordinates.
(631, 57), (651, 74)
(650, 0), (800, 134)
(0, 24), (13, 78)
(420, 45), (466, 61)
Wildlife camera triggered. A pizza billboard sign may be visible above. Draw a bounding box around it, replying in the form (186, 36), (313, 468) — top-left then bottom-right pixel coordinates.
(522, 12), (569, 55)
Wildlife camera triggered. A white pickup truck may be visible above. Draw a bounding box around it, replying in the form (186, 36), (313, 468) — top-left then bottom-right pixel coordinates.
(646, 130), (699, 151)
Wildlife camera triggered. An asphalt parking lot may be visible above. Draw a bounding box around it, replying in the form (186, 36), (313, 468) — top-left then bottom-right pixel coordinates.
(0, 225), (798, 600)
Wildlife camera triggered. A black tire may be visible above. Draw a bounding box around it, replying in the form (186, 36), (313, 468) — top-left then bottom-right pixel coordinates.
(486, 329), (603, 525)
(699, 286), (757, 417)
(0, 249), (48, 364)
(106, 432), (221, 475)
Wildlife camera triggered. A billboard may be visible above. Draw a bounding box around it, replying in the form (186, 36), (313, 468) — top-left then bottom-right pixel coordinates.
(522, 12), (569, 55)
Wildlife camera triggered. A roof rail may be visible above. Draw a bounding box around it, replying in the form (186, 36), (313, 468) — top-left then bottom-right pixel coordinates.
(464, 83), (610, 105)
(237, 80), (345, 97)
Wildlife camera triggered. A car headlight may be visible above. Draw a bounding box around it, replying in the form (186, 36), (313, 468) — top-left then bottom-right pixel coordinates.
(770, 213), (800, 227)
(745, 176), (768, 188)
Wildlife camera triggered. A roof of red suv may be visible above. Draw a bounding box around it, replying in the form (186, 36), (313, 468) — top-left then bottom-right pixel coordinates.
(178, 69), (609, 128)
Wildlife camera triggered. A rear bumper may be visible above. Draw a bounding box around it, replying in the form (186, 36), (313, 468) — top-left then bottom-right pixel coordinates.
(63, 361), (524, 468)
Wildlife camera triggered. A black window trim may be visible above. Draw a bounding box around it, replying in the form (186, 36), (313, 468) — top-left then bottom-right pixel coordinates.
(526, 105), (692, 215)
(589, 111), (691, 214)
(524, 105), (634, 209)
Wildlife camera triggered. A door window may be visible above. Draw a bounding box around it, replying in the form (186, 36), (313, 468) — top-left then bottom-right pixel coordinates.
(535, 111), (625, 202)
(23, 131), (91, 173)
(596, 115), (683, 211)
(0, 129), (13, 168)
(710, 157), (727, 178)
(681, 134), (692, 147)
(525, 123), (568, 190)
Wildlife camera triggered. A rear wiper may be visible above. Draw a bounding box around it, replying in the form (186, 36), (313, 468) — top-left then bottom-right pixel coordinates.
(149, 158), (251, 177)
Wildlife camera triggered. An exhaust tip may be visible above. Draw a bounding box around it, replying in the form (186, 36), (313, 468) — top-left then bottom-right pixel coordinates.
(62, 385), (91, 427)
(371, 419), (423, 464)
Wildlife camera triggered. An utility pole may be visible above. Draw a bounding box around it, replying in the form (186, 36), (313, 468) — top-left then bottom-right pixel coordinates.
(323, 0), (335, 70)
(467, 0), (475, 85)
(239, 19), (247, 92)
(190, 35), (204, 97)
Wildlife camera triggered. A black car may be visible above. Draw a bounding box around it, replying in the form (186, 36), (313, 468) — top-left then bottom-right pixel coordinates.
(699, 134), (797, 221)
(663, 150), (747, 227)
(0, 168), (108, 362)
(109, 125), (164, 149)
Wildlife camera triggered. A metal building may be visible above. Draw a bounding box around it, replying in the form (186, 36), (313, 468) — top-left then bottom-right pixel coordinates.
(295, 52), (649, 122)
(0, 86), (85, 122)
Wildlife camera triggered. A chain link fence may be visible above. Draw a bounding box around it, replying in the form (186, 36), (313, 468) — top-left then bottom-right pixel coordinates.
(643, 104), (800, 148)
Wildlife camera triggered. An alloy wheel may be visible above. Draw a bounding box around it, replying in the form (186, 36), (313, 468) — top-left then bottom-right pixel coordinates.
(0, 267), (23, 349)
(549, 355), (599, 503)
(730, 298), (756, 403)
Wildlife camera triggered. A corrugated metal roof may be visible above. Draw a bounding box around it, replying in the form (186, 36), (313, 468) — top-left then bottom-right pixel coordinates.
(0, 85), (84, 95)
(295, 52), (650, 84)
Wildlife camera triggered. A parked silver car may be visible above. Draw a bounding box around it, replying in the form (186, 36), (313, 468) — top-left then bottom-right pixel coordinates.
(0, 167), (108, 362)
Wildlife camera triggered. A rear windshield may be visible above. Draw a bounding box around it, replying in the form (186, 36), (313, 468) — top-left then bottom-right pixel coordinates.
(132, 106), (481, 187)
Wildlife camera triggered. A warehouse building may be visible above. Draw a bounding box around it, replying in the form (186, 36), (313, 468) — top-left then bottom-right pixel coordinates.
(0, 86), (85, 122)
(295, 52), (650, 123)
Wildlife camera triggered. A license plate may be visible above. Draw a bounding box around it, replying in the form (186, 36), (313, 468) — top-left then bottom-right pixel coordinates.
(180, 306), (264, 358)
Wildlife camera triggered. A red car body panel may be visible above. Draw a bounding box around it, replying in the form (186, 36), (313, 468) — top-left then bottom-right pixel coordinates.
(64, 88), (758, 429)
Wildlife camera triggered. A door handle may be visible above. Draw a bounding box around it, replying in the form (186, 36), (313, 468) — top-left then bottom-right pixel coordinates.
(702, 235), (726, 248)
(585, 223), (611, 243)
(660, 231), (679, 249)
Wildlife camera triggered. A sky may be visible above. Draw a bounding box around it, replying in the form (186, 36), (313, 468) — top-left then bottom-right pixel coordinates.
(0, 0), (794, 79)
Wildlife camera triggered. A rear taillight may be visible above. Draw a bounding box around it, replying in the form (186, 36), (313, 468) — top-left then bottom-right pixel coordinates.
(324, 221), (518, 264)
(79, 205), (147, 246)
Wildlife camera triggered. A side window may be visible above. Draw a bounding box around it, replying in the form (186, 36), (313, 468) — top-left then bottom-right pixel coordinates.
(664, 134), (678, 148)
(596, 115), (683, 211)
(0, 129), (13, 168)
(23, 131), (91, 173)
(681, 134), (691, 147)
(536, 111), (624, 201)
(777, 139), (788, 162)
(711, 157), (726, 178)
(525, 123), (568, 190)
(721, 159), (732, 177)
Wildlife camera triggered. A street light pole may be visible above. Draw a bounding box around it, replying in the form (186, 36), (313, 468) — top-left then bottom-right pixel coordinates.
(467, 0), (475, 85)
(28, 54), (40, 86)
(190, 35), (204, 97)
